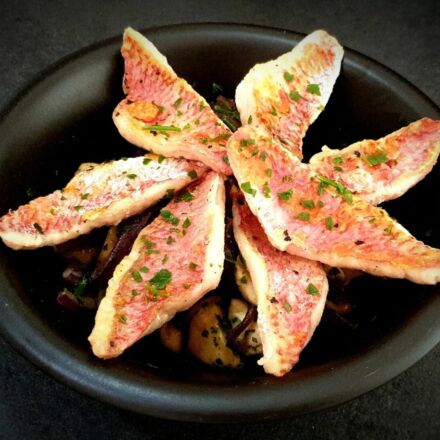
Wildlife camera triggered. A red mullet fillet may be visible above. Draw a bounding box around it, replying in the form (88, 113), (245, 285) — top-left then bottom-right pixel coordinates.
(113, 27), (232, 175)
(89, 171), (225, 358)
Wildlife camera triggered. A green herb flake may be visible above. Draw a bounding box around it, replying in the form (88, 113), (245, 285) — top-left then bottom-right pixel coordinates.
(317, 176), (353, 204)
(317, 200), (325, 208)
(283, 301), (292, 312)
(307, 83), (321, 95)
(73, 205), (84, 211)
(33, 223), (44, 234)
(149, 269), (172, 290)
(384, 227), (393, 235)
(80, 193), (90, 200)
(177, 190), (195, 202)
(141, 237), (160, 255)
(162, 254), (169, 264)
(165, 188), (175, 199)
(143, 157), (152, 165)
(306, 283), (320, 296)
(247, 114), (253, 124)
(241, 181), (256, 197)
(199, 101), (206, 111)
(189, 262), (198, 271)
(143, 124), (181, 133)
(368, 217), (376, 223)
(240, 138), (255, 147)
(166, 236), (175, 245)
(240, 276), (248, 284)
(333, 156), (344, 165)
(278, 190), (293, 201)
(250, 148), (259, 156)
(334, 166), (343, 172)
(126, 173), (137, 179)
(187, 170), (198, 179)
(263, 182), (272, 198)
(173, 97), (182, 108)
(176, 110), (183, 116)
(296, 212), (311, 221)
(140, 266), (149, 273)
(289, 90), (301, 102)
(73, 278), (88, 297)
(223, 155), (230, 164)
(260, 152), (268, 161)
(283, 71), (294, 82)
(119, 314), (128, 324)
(282, 175), (293, 183)
(131, 289), (139, 297)
(270, 105), (277, 116)
(301, 199), (315, 209)
(266, 168), (273, 177)
(182, 217), (191, 229)
(160, 209), (179, 226)
(132, 271), (143, 282)
(183, 283), (191, 289)
(158, 155), (166, 164)
(363, 151), (388, 166)
(325, 216), (334, 230)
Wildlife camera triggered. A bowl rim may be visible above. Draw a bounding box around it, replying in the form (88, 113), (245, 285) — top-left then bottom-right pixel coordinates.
(0, 22), (439, 423)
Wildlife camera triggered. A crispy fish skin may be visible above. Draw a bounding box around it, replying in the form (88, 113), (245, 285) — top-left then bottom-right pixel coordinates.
(227, 125), (440, 285)
(235, 30), (343, 159)
(89, 171), (225, 359)
(0, 154), (208, 250)
(310, 118), (440, 205)
(112, 27), (232, 175)
(232, 189), (328, 376)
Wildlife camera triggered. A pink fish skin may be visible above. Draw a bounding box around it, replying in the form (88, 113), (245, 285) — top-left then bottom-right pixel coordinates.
(0, 154), (208, 250)
(89, 171), (225, 359)
(227, 124), (440, 285)
(310, 118), (440, 205)
(235, 30), (343, 159)
(232, 189), (328, 377)
(113, 27), (232, 175)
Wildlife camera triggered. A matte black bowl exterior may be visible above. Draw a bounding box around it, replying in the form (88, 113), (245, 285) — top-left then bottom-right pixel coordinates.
(0, 24), (439, 422)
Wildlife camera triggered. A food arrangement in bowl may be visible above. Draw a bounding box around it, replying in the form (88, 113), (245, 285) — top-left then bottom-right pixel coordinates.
(0, 24), (439, 419)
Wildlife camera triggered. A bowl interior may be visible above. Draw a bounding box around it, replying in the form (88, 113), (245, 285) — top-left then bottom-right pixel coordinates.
(0, 24), (439, 421)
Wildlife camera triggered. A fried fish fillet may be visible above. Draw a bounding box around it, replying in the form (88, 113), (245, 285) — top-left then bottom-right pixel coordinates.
(113, 27), (232, 175)
(0, 154), (207, 250)
(89, 171), (225, 358)
(310, 118), (440, 205)
(235, 30), (343, 159)
(227, 125), (440, 285)
(232, 189), (328, 376)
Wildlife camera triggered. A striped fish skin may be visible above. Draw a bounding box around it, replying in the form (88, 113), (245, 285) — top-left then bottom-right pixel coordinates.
(227, 125), (440, 285)
(235, 30), (344, 159)
(89, 171), (225, 359)
(113, 27), (232, 175)
(0, 154), (208, 250)
(232, 189), (328, 376)
(310, 118), (440, 205)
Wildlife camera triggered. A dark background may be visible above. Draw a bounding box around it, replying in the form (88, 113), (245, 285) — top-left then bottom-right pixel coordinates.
(0, 1), (439, 439)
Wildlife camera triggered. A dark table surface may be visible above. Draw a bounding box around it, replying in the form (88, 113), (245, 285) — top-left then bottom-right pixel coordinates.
(0, 1), (439, 439)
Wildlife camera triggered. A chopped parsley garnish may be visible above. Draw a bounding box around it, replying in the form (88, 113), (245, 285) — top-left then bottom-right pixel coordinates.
(126, 173), (137, 179)
(160, 210), (179, 225)
(240, 275), (248, 284)
(165, 188), (175, 199)
(266, 168), (273, 177)
(166, 236), (175, 245)
(173, 97), (182, 108)
(240, 138), (255, 147)
(247, 115), (253, 124)
(384, 227), (393, 235)
(177, 190), (195, 202)
(149, 269), (172, 290)
(306, 283), (320, 296)
(183, 283), (191, 289)
(289, 90), (301, 102)
(317, 200), (325, 208)
(250, 148), (259, 156)
(260, 152), (268, 161)
(333, 156), (344, 164)
(162, 254), (169, 264)
(325, 216), (334, 230)
(211, 133), (231, 142)
(176, 110), (183, 116)
(187, 170), (198, 179)
(282, 175), (293, 183)
(199, 101), (206, 110)
(143, 124), (181, 133)
(307, 84), (321, 95)
(119, 314), (128, 324)
(334, 166), (343, 172)
(223, 155), (230, 164)
(317, 176), (353, 204)
(141, 237), (160, 255)
(270, 106), (277, 116)
(131, 289), (139, 297)
(73, 205), (83, 211)
(132, 271), (143, 282)
(283, 71), (294, 82)
(140, 266), (149, 273)
(241, 181), (256, 197)
(283, 301), (292, 312)
(212, 82), (223, 94)
(296, 212), (311, 221)
(33, 223), (44, 234)
(143, 157), (152, 165)
(363, 151), (388, 166)
(80, 193), (90, 200)
(182, 218), (191, 229)
(301, 199), (315, 209)
(278, 190), (293, 201)
(189, 262), (198, 271)
(158, 155), (166, 164)
(263, 182), (272, 198)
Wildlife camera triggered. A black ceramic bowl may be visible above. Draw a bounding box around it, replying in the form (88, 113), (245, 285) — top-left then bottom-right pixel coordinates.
(0, 24), (439, 423)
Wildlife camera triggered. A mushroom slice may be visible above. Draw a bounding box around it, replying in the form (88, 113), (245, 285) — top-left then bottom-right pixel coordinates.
(232, 189), (327, 376)
(310, 118), (440, 205)
(227, 125), (440, 285)
(89, 171), (225, 359)
(0, 154), (207, 250)
(113, 27), (232, 175)
(235, 30), (343, 159)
